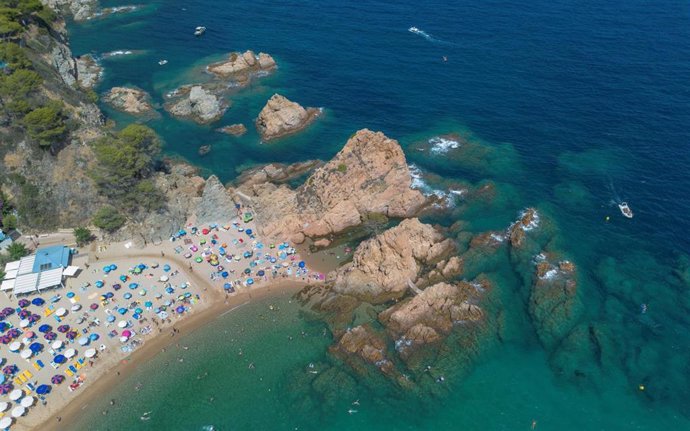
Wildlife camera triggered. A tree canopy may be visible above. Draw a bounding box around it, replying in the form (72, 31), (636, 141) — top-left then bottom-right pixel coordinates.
(5, 241), (28, 260)
(92, 206), (126, 232)
(22, 100), (66, 147)
(73, 227), (93, 246)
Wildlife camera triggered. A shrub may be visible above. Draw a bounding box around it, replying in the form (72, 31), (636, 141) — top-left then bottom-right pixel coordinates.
(6, 242), (28, 260)
(22, 101), (66, 148)
(2, 214), (17, 230)
(92, 206), (126, 232)
(337, 163), (347, 173)
(73, 227), (93, 246)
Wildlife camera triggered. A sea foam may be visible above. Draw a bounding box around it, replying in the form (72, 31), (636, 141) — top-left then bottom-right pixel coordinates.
(429, 136), (461, 154)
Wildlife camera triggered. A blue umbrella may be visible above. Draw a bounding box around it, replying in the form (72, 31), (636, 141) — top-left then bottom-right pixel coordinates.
(95, 281), (104, 288)
(133, 313), (141, 320)
(124, 293), (132, 300)
(119, 275), (127, 282)
(110, 264), (118, 271)
(243, 251), (252, 258)
(176, 306), (185, 314)
(103, 266), (111, 273)
(298, 261), (306, 268)
(138, 264), (146, 270)
(36, 384), (51, 394)
(107, 315), (116, 323)
(223, 283), (232, 290)
(53, 355), (66, 364)
(118, 308), (127, 315)
(221, 271), (228, 278)
(105, 292), (114, 299)
(247, 278), (254, 285)
(246, 229), (253, 235)
(165, 287), (174, 294)
(129, 283), (138, 289)
(163, 264), (171, 272)
(38, 324), (51, 333)
(145, 301), (153, 308)
(0, 322), (8, 332)
(257, 270), (265, 276)
(29, 342), (42, 353)
(31, 298), (45, 306)
(89, 333), (99, 341)
(66, 292), (75, 298)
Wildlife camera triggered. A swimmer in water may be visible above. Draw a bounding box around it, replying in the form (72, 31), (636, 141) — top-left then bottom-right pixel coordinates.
(531, 419), (537, 429)
(352, 399), (360, 406)
(641, 303), (648, 314)
(348, 409), (358, 415)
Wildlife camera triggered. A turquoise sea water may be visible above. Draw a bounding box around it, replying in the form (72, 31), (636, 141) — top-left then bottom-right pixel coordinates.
(67, 1), (690, 429)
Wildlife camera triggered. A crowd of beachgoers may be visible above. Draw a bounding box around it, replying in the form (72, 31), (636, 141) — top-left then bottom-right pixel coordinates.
(0, 213), (321, 430)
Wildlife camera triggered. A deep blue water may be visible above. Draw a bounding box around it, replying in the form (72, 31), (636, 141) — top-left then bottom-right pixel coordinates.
(66, 1), (690, 429)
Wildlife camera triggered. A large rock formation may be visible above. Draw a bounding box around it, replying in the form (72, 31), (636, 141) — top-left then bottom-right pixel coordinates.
(194, 176), (237, 224)
(166, 85), (227, 124)
(207, 50), (276, 83)
(75, 54), (102, 89)
(255, 94), (320, 141)
(216, 123), (247, 136)
(42, 0), (98, 21)
(238, 129), (426, 243)
(379, 281), (484, 354)
(331, 218), (455, 303)
(104, 87), (153, 114)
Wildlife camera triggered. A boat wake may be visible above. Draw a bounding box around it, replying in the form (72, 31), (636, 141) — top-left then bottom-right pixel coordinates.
(408, 26), (452, 45)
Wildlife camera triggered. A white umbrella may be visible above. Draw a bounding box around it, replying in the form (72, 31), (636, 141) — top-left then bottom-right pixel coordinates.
(64, 348), (76, 359)
(20, 396), (34, 408)
(0, 417), (12, 429)
(8, 342), (21, 352)
(9, 389), (23, 401)
(159, 275), (169, 282)
(0, 401), (8, 412)
(117, 321), (128, 328)
(10, 405), (25, 418)
(119, 336), (128, 343)
(84, 348), (97, 358)
(78, 337), (89, 346)
(56, 308), (67, 317)
(19, 349), (32, 360)
(71, 304), (82, 311)
(52, 340), (63, 349)
(19, 319), (29, 328)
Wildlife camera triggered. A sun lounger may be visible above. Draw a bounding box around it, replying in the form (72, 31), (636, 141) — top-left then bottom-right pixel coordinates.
(13, 378), (22, 386)
(32, 362), (41, 371)
(27, 382), (35, 392)
(50, 361), (58, 369)
(36, 360), (45, 368)
(68, 365), (77, 374)
(23, 370), (33, 379)
(54, 315), (62, 323)
(64, 369), (73, 377)
(74, 362), (82, 370)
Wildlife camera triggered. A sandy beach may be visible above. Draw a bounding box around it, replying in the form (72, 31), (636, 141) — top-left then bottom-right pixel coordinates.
(0, 213), (326, 431)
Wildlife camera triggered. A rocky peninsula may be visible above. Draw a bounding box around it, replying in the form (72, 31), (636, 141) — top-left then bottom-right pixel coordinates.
(256, 94), (320, 141)
(207, 50), (276, 83)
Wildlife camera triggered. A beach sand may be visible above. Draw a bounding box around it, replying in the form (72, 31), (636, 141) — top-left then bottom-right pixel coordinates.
(2, 214), (331, 430)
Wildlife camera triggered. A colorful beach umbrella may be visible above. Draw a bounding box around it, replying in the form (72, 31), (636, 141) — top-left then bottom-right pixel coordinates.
(0, 384), (12, 395)
(119, 275), (128, 282)
(36, 384), (50, 395)
(57, 325), (70, 333)
(257, 270), (265, 276)
(51, 374), (65, 385)
(66, 292), (75, 299)
(118, 308), (127, 315)
(17, 299), (29, 308)
(44, 332), (56, 341)
(2, 365), (17, 375)
(31, 298), (45, 306)
(29, 342), (42, 353)
(53, 355), (66, 364)
(90, 303), (99, 310)
(95, 280), (104, 288)
(65, 331), (77, 340)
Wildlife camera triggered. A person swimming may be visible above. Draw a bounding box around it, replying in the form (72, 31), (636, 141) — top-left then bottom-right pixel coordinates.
(348, 409), (358, 415)
(641, 303), (648, 314)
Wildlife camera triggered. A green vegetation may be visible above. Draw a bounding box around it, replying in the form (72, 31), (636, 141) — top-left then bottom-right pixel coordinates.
(6, 174), (56, 229)
(2, 213), (16, 230)
(0, 68), (42, 113)
(73, 227), (93, 246)
(0, 0), (50, 39)
(337, 163), (347, 173)
(92, 206), (126, 232)
(22, 100), (67, 147)
(5, 241), (28, 260)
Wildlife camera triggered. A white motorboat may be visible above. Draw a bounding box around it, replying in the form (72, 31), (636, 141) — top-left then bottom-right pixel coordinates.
(618, 202), (633, 218)
(194, 26), (206, 36)
(158, 59), (168, 66)
(408, 26), (421, 34)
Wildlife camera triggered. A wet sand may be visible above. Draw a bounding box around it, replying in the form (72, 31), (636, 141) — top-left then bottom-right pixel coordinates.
(38, 281), (305, 431)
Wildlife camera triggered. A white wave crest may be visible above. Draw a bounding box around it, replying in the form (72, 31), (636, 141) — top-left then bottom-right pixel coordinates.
(429, 136), (461, 154)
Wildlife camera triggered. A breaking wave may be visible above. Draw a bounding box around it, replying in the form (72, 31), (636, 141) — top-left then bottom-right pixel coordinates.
(429, 136), (461, 154)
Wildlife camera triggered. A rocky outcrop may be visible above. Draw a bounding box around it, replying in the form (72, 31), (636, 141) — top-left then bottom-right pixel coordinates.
(194, 176), (237, 224)
(75, 55), (102, 89)
(379, 281), (484, 354)
(216, 123), (247, 136)
(331, 326), (396, 376)
(51, 43), (77, 87)
(255, 94), (319, 141)
(508, 208), (539, 248)
(239, 129), (426, 243)
(207, 50), (276, 83)
(104, 87), (153, 114)
(331, 219), (455, 304)
(235, 160), (322, 187)
(198, 145), (211, 156)
(166, 85), (227, 124)
(42, 0), (98, 21)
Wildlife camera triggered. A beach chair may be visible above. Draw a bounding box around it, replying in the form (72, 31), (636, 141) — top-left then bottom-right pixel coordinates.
(27, 382), (36, 392)
(64, 369), (73, 377)
(50, 361), (58, 369)
(68, 365), (77, 374)
(36, 360), (45, 369)
(13, 378), (22, 386)
(74, 362), (82, 370)
(23, 370), (33, 380)
(54, 315), (62, 323)
(32, 362), (41, 371)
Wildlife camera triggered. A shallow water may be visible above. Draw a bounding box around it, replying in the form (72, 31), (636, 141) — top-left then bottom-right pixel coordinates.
(68, 0), (690, 429)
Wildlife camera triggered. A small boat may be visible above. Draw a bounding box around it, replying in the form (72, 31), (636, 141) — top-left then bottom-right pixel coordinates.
(408, 26), (420, 34)
(618, 202), (633, 218)
(194, 26), (206, 36)
(158, 59), (168, 66)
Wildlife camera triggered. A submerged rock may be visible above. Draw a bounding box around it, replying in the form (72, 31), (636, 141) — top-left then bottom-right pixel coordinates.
(104, 87), (153, 114)
(331, 325), (396, 376)
(198, 145), (211, 156)
(255, 94), (320, 141)
(166, 85), (227, 124)
(508, 207), (539, 248)
(216, 123), (247, 136)
(238, 129), (426, 243)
